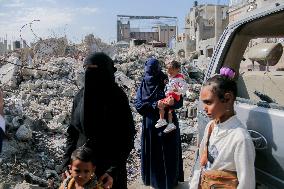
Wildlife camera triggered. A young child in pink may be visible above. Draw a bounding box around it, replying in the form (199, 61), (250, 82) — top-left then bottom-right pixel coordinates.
(155, 60), (188, 133)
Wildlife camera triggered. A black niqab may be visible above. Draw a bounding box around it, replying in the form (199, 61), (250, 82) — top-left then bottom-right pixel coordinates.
(83, 52), (117, 139)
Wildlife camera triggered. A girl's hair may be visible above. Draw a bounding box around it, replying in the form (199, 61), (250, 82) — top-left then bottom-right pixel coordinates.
(204, 75), (237, 100)
(168, 60), (181, 69)
(71, 147), (96, 165)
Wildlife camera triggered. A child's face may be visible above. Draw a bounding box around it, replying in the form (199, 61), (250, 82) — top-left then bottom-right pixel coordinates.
(166, 65), (179, 77)
(200, 86), (228, 121)
(70, 159), (96, 186)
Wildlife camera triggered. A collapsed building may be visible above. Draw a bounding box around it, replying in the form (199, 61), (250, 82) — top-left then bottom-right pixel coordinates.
(32, 37), (68, 60)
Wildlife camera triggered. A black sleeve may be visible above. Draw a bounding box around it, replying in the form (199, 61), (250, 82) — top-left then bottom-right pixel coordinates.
(0, 128), (4, 153)
(134, 90), (159, 116)
(59, 125), (79, 174)
(117, 92), (136, 161)
(58, 91), (82, 174)
(134, 101), (156, 116)
(122, 98), (136, 159)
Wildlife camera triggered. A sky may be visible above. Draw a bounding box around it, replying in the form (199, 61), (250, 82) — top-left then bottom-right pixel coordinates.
(0, 0), (229, 44)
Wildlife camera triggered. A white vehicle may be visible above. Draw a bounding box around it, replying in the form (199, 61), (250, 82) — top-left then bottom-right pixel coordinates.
(195, 4), (284, 189)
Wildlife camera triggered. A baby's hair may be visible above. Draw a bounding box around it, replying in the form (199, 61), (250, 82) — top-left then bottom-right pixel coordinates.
(204, 75), (237, 101)
(71, 147), (96, 165)
(168, 60), (181, 70)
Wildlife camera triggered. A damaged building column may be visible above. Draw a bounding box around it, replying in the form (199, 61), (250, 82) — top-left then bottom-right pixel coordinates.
(215, 5), (223, 44)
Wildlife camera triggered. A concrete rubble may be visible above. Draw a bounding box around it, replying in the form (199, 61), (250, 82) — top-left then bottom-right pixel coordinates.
(0, 37), (205, 188)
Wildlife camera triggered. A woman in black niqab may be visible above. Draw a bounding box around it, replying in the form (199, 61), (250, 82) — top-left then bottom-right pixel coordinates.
(61, 52), (135, 189)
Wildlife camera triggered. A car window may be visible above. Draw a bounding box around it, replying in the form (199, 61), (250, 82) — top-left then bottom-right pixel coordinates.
(218, 11), (284, 107)
(237, 38), (284, 107)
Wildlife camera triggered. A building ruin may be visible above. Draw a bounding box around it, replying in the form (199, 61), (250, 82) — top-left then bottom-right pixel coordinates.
(176, 1), (228, 65)
(117, 15), (178, 46)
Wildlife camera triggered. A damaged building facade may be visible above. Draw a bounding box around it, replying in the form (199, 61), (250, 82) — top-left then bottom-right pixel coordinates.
(117, 15), (177, 47)
(0, 38), (27, 55)
(0, 38), (8, 55)
(176, 1), (228, 66)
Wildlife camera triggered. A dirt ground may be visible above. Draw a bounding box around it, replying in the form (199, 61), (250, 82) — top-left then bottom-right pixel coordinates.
(128, 146), (197, 189)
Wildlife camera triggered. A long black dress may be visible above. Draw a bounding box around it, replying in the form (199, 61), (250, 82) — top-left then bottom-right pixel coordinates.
(135, 58), (184, 189)
(60, 52), (136, 189)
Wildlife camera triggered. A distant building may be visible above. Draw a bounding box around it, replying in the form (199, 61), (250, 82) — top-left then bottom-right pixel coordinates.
(0, 38), (8, 55)
(117, 15), (177, 46)
(158, 25), (176, 45)
(117, 20), (131, 42)
(0, 37), (29, 54)
(13, 40), (21, 50)
(130, 31), (159, 43)
(177, 33), (186, 43)
(176, 1), (229, 63)
(187, 3), (228, 59)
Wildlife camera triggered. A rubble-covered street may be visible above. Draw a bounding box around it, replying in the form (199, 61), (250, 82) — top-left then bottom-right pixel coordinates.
(0, 36), (205, 188)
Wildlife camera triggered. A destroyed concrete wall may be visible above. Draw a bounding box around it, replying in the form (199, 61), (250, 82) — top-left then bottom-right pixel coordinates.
(182, 3), (228, 61)
(33, 37), (68, 61)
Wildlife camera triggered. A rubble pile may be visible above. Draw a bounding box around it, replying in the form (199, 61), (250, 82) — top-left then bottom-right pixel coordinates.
(32, 37), (68, 62)
(0, 53), (84, 187)
(76, 34), (115, 58)
(0, 42), (204, 188)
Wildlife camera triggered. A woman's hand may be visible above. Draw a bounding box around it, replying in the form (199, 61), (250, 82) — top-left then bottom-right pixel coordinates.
(61, 165), (71, 181)
(61, 169), (71, 181)
(99, 173), (113, 189)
